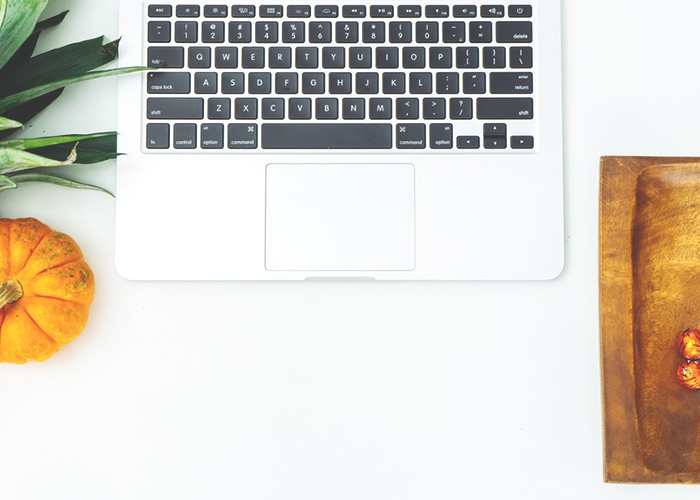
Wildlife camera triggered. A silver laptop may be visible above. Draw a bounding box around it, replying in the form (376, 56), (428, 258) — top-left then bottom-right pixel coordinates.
(116, 0), (564, 280)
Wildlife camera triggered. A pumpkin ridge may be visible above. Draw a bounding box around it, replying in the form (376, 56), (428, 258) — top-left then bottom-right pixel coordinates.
(21, 304), (60, 345)
(12, 227), (53, 277)
(25, 292), (78, 305)
(25, 255), (85, 279)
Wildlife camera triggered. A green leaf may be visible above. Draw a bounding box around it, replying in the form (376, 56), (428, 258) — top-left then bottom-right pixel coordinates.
(0, 36), (121, 98)
(34, 9), (69, 32)
(0, 88), (63, 141)
(2, 10), (69, 72)
(0, 117), (22, 131)
(8, 172), (113, 197)
(0, 132), (112, 150)
(0, 144), (77, 174)
(0, 175), (17, 192)
(0, 1), (7, 33)
(27, 133), (118, 165)
(0, 66), (146, 114)
(0, 0), (50, 71)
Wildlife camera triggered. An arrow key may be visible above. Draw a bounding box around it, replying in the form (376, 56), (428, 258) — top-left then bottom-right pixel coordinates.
(511, 135), (534, 149)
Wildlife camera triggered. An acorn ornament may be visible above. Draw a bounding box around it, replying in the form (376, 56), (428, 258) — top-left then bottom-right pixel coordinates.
(677, 329), (700, 390)
(678, 359), (700, 390)
(678, 329), (700, 360)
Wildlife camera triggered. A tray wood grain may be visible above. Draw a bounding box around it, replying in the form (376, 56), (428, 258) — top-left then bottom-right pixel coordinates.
(601, 156), (700, 483)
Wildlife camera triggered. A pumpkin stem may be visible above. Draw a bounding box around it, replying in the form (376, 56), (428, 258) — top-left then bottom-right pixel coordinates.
(0, 280), (23, 309)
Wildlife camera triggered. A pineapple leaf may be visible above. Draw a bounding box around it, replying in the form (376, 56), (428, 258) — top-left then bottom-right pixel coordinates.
(26, 133), (118, 165)
(34, 9), (69, 32)
(0, 117), (22, 131)
(0, 66), (146, 114)
(0, 88), (63, 141)
(0, 132), (112, 150)
(8, 172), (113, 197)
(0, 175), (17, 192)
(2, 10), (69, 72)
(0, 143), (77, 174)
(0, 0), (50, 71)
(0, 36), (121, 98)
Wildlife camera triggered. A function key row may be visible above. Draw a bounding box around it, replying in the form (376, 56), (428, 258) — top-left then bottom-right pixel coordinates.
(148, 20), (532, 44)
(149, 4), (533, 19)
(146, 122), (534, 150)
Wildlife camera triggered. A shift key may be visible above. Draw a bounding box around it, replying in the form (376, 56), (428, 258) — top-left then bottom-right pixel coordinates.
(476, 98), (533, 119)
(147, 98), (204, 119)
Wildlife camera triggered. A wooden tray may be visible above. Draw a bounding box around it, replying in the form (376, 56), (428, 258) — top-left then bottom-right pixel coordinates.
(600, 156), (700, 483)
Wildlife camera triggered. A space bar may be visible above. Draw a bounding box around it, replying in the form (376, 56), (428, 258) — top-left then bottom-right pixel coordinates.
(261, 124), (392, 149)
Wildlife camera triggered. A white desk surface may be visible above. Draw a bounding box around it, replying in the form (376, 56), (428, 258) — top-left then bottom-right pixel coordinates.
(0, 0), (696, 498)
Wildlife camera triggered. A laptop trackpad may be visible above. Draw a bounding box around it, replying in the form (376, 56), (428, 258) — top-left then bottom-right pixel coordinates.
(265, 163), (415, 272)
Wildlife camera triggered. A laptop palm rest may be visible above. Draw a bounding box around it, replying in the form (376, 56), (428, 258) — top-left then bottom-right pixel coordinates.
(265, 163), (415, 272)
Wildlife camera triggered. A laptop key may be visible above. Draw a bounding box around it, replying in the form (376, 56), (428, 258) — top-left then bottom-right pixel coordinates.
(397, 5), (421, 18)
(148, 47), (184, 68)
(426, 5), (449, 18)
(148, 5), (172, 17)
(496, 21), (532, 43)
(430, 123), (453, 149)
(148, 21), (171, 43)
(490, 72), (533, 94)
(260, 5), (283, 17)
(173, 123), (197, 149)
(228, 123), (258, 148)
(231, 5), (255, 17)
(188, 47), (211, 68)
(194, 72), (218, 93)
(396, 123), (426, 149)
(229, 21), (252, 42)
(146, 123), (170, 149)
(261, 98), (285, 119)
(476, 98), (533, 119)
(261, 124), (392, 149)
(315, 5), (339, 18)
(203, 5), (228, 17)
(234, 98), (258, 119)
(214, 47), (237, 68)
(369, 98), (392, 119)
(147, 72), (190, 94)
(453, 5), (477, 17)
(510, 47), (533, 68)
(289, 98), (312, 119)
(256, 21), (279, 43)
(511, 135), (534, 149)
(423, 98), (446, 119)
(174, 21), (198, 42)
(287, 5), (311, 18)
(469, 21), (492, 43)
(456, 135), (480, 149)
(396, 98), (419, 119)
(207, 98), (231, 119)
(449, 98), (473, 119)
(201, 124), (224, 149)
(315, 98), (338, 119)
(202, 22), (225, 43)
(342, 98), (365, 119)
(176, 5), (200, 17)
(147, 98), (204, 119)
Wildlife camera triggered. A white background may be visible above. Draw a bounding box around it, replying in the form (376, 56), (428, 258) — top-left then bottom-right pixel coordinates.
(0, 0), (698, 498)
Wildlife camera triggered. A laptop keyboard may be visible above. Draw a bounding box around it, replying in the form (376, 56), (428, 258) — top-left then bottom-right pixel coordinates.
(144, 2), (537, 152)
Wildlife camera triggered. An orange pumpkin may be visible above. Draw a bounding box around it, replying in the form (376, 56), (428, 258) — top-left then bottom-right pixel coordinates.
(0, 218), (94, 363)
